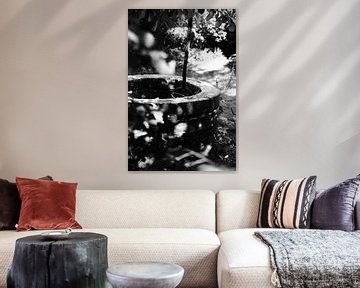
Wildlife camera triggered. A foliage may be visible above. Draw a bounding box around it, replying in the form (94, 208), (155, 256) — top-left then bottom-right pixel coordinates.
(128, 29), (176, 75)
(128, 99), (236, 171)
(128, 101), (235, 171)
(164, 10), (236, 57)
(128, 100), (215, 171)
(128, 9), (236, 73)
(128, 9), (235, 36)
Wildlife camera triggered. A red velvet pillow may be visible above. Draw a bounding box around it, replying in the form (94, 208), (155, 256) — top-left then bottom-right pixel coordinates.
(16, 177), (82, 231)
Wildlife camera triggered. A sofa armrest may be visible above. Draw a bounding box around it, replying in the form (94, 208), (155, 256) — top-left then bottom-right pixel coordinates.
(356, 200), (360, 230)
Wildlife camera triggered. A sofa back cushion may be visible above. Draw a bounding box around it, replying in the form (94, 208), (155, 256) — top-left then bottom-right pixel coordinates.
(216, 190), (260, 233)
(217, 190), (360, 233)
(76, 190), (216, 231)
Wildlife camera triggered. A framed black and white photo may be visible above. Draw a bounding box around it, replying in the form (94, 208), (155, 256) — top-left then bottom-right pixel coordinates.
(128, 9), (236, 171)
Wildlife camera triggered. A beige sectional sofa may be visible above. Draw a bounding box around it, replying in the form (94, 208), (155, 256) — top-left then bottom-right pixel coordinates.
(0, 190), (219, 288)
(1, 189), (359, 288)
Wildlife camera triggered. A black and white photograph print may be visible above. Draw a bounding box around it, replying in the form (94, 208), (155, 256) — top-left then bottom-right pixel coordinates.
(128, 9), (236, 171)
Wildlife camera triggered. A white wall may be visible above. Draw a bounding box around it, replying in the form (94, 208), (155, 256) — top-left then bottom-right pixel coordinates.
(0, 0), (359, 191)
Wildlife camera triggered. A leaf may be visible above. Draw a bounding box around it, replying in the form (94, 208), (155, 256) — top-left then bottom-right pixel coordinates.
(206, 10), (214, 20)
(153, 20), (158, 31)
(187, 9), (194, 18)
(194, 15), (200, 25)
(140, 10), (146, 20)
(228, 23), (235, 32)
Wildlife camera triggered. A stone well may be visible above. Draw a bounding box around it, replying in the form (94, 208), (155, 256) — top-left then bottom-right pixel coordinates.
(128, 74), (221, 142)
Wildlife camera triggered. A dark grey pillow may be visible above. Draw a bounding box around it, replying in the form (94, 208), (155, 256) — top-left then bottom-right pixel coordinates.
(311, 174), (360, 231)
(0, 179), (20, 230)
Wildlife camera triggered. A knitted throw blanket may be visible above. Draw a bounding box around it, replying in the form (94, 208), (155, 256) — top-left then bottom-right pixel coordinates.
(255, 230), (360, 288)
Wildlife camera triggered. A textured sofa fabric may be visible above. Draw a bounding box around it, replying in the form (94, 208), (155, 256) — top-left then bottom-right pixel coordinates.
(216, 190), (273, 288)
(216, 190), (360, 288)
(0, 228), (219, 288)
(2, 189), (359, 288)
(217, 229), (274, 288)
(103, 228), (219, 287)
(0, 190), (218, 288)
(76, 190), (216, 230)
(216, 190), (260, 233)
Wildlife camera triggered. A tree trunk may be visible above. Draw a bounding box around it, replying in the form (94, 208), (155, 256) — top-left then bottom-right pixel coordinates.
(7, 232), (108, 288)
(182, 16), (193, 89)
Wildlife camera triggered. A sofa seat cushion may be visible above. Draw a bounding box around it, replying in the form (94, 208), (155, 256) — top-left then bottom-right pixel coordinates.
(218, 228), (282, 288)
(102, 228), (220, 288)
(0, 228), (219, 288)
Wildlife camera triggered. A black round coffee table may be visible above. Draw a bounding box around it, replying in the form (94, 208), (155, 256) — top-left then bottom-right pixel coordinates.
(7, 232), (108, 288)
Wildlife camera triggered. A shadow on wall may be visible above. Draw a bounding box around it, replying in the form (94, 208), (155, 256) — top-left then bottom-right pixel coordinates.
(0, 0), (70, 36)
(1, 0), (359, 129)
(0, 0), (141, 57)
(4, 0), (358, 117)
(0, 0), (359, 183)
(43, 1), (126, 56)
(239, 0), (360, 114)
(237, 0), (360, 147)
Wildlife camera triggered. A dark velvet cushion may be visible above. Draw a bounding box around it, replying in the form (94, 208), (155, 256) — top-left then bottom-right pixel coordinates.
(311, 174), (360, 231)
(0, 176), (53, 230)
(0, 179), (21, 230)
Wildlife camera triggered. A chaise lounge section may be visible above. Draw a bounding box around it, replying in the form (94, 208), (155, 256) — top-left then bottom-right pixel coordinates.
(216, 189), (360, 288)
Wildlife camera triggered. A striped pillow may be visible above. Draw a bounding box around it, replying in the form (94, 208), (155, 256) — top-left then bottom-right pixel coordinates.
(257, 176), (317, 229)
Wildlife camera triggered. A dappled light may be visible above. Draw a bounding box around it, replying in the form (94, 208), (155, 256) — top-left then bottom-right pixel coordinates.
(238, 0), (360, 130)
(274, 1), (355, 82)
(310, 43), (360, 108)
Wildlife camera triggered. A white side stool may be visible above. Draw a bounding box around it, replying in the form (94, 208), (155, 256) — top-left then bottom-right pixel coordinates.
(106, 262), (184, 288)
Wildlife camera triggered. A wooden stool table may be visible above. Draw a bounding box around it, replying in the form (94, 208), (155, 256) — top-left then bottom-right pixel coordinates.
(7, 232), (108, 288)
(106, 262), (184, 288)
